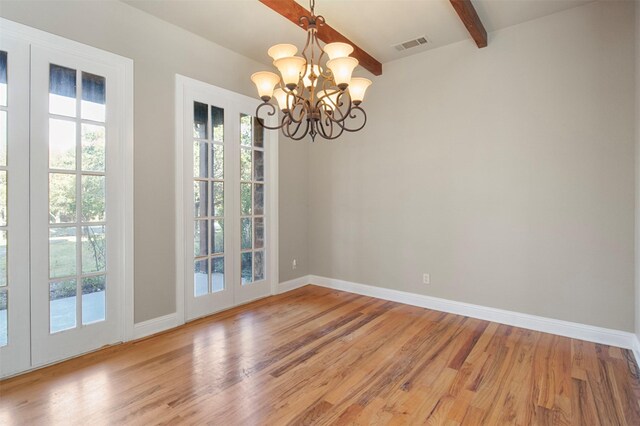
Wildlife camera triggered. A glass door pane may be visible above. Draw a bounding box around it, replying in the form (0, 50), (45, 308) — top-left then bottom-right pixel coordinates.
(47, 63), (107, 333)
(192, 102), (226, 297)
(239, 114), (266, 285)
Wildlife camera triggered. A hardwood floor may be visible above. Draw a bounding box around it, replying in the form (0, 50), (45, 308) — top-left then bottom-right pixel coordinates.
(1, 285), (639, 425)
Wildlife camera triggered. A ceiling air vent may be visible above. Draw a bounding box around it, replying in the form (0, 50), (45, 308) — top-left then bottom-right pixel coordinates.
(393, 36), (428, 52)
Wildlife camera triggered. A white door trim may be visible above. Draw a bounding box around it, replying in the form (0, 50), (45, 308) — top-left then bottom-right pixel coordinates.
(175, 74), (279, 324)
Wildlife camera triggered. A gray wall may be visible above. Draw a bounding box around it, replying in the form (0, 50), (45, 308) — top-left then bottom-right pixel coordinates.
(0, 0), (309, 323)
(278, 133), (310, 282)
(308, 1), (636, 331)
(636, 0), (640, 339)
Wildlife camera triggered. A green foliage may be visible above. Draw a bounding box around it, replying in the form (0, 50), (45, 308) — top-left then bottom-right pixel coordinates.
(0, 238), (6, 287)
(213, 220), (224, 253)
(213, 182), (224, 217)
(212, 144), (224, 179)
(0, 289), (6, 310)
(82, 176), (105, 221)
(81, 127), (105, 171)
(241, 218), (251, 250)
(49, 173), (76, 223)
(48, 276), (105, 302)
(82, 275), (106, 295)
(241, 252), (252, 283)
(48, 127), (106, 280)
(0, 171), (6, 226)
(240, 148), (252, 181)
(241, 183), (252, 215)
(49, 280), (76, 301)
(240, 114), (252, 146)
(83, 226), (106, 273)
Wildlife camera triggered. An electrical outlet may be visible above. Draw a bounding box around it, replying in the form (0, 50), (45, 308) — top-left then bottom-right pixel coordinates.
(423, 273), (430, 285)
(292, 259), (297, 270)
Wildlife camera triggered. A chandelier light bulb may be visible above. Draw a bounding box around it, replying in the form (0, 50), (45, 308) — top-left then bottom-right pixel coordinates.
(302, 64), (323, 88)
(323, 42), (354, 60)
(272, 88), (291, 111)
(267, 44), (298, 61)
(348, 77), (372, 105)
(250, 71), (281, 101)
(273, 56), (306, 90)
(326, 57), (359, 90)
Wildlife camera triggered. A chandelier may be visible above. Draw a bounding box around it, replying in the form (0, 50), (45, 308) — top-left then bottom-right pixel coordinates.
(250, 0), (372, 141)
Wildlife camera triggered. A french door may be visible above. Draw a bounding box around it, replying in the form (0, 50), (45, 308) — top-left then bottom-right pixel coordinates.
(30, 46), (126, 366)
(0, 30), (31, 377)
(179, 77), (277, 321)
(0, 19), (132, 377)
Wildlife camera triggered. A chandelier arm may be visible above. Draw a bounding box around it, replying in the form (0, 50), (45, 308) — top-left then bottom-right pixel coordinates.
(317, 90), (353, 125)
(299, 29), (313, 86)
(284, 117), (299, 136)
(315, 87), (342, 117)
(317, 94), (366, 135)
(319, 68), (332, 82)
(318, 106), (340, 139)
(287, 89), (307, 113)
(286, 99), (309, 124)
(311, 29), (333, 81)
(255, 102), (287, 130)
(317, 115), (334, 139)
(285, 118), (310, 141)
(298, 15), (311, 28)
(281, 112), (294, 129)
(339, 105), (367, 133)
(316, 46), (327, 78)
(328, 104), (348, 123)
(319, 77), (334, 96)
(317, 112), (345, 140)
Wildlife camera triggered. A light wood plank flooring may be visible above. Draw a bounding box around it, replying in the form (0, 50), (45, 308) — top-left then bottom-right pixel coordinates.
(1, 285), (639, 425)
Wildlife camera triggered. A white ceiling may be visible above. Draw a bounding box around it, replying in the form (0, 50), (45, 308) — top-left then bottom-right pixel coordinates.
(122, 0), (592, 70)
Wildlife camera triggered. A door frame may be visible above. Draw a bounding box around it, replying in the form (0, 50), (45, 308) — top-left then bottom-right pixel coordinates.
(0, 18), (134, 378)
(175, 74), (279, 323)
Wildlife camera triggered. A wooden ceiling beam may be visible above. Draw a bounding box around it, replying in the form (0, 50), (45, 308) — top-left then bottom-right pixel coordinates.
(450, 0), (488, 48)
(258, 0), (382, 76)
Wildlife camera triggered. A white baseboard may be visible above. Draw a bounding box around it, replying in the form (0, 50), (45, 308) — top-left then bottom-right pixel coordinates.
(133, 277), (310, 341)
(631, 335), (640, 368)
(132, 313), (184, 340)
(308, 274), (640, 358)
(132, 276), (640, 368)
(277, 276), (310, 294)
